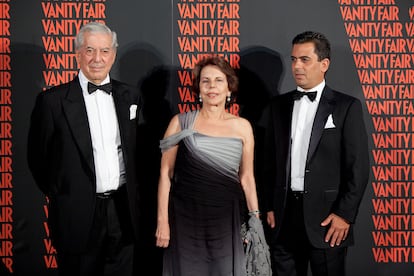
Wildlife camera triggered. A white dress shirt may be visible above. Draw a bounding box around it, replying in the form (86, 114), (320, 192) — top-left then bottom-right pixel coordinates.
(78, 71), (126, 193)
(290, 80), (325, 192)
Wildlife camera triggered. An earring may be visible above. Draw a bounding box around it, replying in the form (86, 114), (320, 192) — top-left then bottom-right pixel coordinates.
(226, 95), (231, 102)
(198, 96), (202, 103)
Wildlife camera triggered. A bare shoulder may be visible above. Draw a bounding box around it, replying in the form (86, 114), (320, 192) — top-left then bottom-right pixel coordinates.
(231, 115), (252, 130)
(164, 114), (181, 138)
(226, 114), (253, 139)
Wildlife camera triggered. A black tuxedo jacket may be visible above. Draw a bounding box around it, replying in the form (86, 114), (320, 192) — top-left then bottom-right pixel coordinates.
(27, 76), (143, 253)
(259, 85), (369, 248)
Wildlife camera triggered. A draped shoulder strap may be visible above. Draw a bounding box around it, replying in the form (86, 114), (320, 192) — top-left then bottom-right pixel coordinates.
(159, 111), (198, 152)
(179, 110), (198, 130)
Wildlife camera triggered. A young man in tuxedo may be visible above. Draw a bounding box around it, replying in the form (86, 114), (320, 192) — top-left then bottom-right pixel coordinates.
(27, 22), (143, 276)
(259, 31), (369, 276)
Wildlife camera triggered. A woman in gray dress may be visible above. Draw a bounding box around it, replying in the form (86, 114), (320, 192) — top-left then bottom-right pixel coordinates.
(155, 56), (262, 275)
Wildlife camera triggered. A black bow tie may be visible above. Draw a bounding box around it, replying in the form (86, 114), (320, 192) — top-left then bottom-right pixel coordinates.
(87, 82), (112, 94)
(293, 90), (317, 102)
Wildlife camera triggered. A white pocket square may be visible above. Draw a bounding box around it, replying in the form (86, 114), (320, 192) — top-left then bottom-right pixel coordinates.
(324, 114), (335, 129)
(129, 104), (137, 120)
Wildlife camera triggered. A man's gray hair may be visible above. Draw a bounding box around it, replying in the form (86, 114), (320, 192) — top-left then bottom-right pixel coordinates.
(74, 21), (118, 50)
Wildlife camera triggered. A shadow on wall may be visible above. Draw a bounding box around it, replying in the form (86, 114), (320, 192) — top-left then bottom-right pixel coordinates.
(11, 42), (52, 276)
(117, 42), (175, 137)
(237, 46), (284, 219)
(118, 45), (175, 276)
(237, 46), (284, 125)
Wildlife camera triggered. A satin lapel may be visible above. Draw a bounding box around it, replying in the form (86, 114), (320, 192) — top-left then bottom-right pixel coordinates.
(307, 86), (335, 163)
(111, 81), (132, 161)
(284, 92), (296, 138)
(282, 93), (295, 180)
(272, 93), (294, 151)
(62, 78), (94, 173)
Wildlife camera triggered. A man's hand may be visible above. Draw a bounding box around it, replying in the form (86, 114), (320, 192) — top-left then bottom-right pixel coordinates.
(321, 213), (350, 247)
(266, 211), (276, 228)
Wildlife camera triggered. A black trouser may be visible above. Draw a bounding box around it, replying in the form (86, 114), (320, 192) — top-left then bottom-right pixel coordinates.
(271, 190), (347, 276)
(57, 187), (134, 276)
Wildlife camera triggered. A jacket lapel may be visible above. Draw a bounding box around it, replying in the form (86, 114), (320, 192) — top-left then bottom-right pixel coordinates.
(280, 92), (296, 182)
(62, 77), (95, 174)
(111, 80), (132, 163)
(307, 86), (335, 163)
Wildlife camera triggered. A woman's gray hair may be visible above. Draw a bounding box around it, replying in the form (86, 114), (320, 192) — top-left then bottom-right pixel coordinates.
(74, 21), (118, 50)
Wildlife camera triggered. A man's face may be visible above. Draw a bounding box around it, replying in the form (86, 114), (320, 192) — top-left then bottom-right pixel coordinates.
(291, 42), (329, 90)
(76, 31), (116, 84)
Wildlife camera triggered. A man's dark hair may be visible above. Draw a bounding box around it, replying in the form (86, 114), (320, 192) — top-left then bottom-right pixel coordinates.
(292, 31), (331, 61)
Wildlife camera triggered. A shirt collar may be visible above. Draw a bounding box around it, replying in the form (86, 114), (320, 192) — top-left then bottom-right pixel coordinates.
(78, 70), (111, 95)
(296, 80), (325, 102)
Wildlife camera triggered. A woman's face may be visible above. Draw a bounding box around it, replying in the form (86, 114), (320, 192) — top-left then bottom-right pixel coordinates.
(198, 65), (231, 107)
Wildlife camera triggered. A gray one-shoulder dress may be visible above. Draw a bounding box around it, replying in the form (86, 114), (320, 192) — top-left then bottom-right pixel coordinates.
(160, 110), (247, 276)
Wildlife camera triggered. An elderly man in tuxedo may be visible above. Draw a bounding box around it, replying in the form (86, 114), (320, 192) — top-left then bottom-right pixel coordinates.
(259, 31), (369, 276)
(28, 22), (143, 276)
